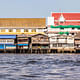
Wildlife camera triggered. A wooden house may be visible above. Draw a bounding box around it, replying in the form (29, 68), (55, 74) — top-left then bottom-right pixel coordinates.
(17, 34), (29, 52)
(0, 35), (16, 52)
(31, 34), (49, 53)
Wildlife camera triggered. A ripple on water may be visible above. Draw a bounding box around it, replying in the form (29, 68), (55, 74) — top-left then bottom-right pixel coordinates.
(25, 60), (38, 65)
(0, 74), (12, 78)
(0, 54), (79, 80)
(20, 74), (40, 78)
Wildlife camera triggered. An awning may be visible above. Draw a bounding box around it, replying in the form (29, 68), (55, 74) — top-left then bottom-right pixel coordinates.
(0, 35), (16, 39)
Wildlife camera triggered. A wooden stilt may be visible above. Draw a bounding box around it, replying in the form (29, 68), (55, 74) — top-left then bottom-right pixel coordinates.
(20, 49), (21, 53)
(46, 49), (47, 54)
(31, 49), (32, 54)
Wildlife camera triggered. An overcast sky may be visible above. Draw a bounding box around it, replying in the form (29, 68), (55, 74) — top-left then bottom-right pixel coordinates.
(0, 0), (80, 18)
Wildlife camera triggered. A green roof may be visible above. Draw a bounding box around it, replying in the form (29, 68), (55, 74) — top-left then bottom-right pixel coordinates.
(64, 32), (69, 35)
(50, 25), (80, 28)
(59, 32), (64, 35)
(58, 32), (69, 35)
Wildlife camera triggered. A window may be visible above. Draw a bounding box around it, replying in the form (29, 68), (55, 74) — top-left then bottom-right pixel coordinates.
(1, 29), (5, 32)
(2, 40), (6, 42)
(18, 39), (28, 42)
(68, 38), (72, 40)
(31, 29), (36, 32)
(16, 29), (21, 32)
(72, 28), (75, 29)
(9, 29), (13, 32)
(62, 44), (67, 47)
(53, 44), (57, 47)
(24, 29), (28, 32)
(7, 40), (14, 43)
(56, 23), (59, 25)
(68, 44), (74, 47)
(60, 27), (64, 29)
(58, 43), (62, 47)
(72, 33), (74, 35)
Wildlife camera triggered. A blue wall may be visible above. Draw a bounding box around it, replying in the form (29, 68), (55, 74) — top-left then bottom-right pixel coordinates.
(0, 44), (16, 49)
(17, 44), (28, 46)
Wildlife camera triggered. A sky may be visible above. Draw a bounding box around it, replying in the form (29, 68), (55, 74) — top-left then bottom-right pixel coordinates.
(0, 0), (80, 18)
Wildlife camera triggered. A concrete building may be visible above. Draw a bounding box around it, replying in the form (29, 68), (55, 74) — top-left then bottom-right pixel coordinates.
(74, 33), (80, 52)
(49, 34), (75, 53)
(47, 12), (80, 37)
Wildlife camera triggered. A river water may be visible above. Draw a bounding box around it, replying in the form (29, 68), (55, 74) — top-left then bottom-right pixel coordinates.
(0, 54), (80, 80)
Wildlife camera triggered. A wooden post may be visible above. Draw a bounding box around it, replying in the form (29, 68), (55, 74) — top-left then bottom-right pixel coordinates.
(20, 49), (21, 53)
(4, 44), (6, 53)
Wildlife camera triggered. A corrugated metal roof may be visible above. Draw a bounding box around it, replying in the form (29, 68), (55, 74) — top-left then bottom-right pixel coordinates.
(0, 18), (46, 28)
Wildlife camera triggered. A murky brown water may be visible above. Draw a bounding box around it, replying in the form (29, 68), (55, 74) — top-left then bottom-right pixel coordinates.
(0, 54), (80, 80)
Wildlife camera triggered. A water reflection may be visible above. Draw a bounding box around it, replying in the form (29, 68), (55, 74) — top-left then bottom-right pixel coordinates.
(0, 54), (80, 80)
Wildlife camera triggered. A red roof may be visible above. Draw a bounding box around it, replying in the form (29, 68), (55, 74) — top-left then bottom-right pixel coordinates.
(52, 13), (80, 20)
(54, 21), (80, 26)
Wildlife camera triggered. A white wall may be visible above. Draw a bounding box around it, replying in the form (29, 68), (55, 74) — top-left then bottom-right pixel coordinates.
(21, 29), (24, 32)
(47, 17), (54, 26)
(5, 29), (8, 32)
(13, 29), (16, 32)
(58, 39), (66, 43)
(67, 37), (74, 43)
(50, 37), (57, 43)
(0, 39), (14, 44)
